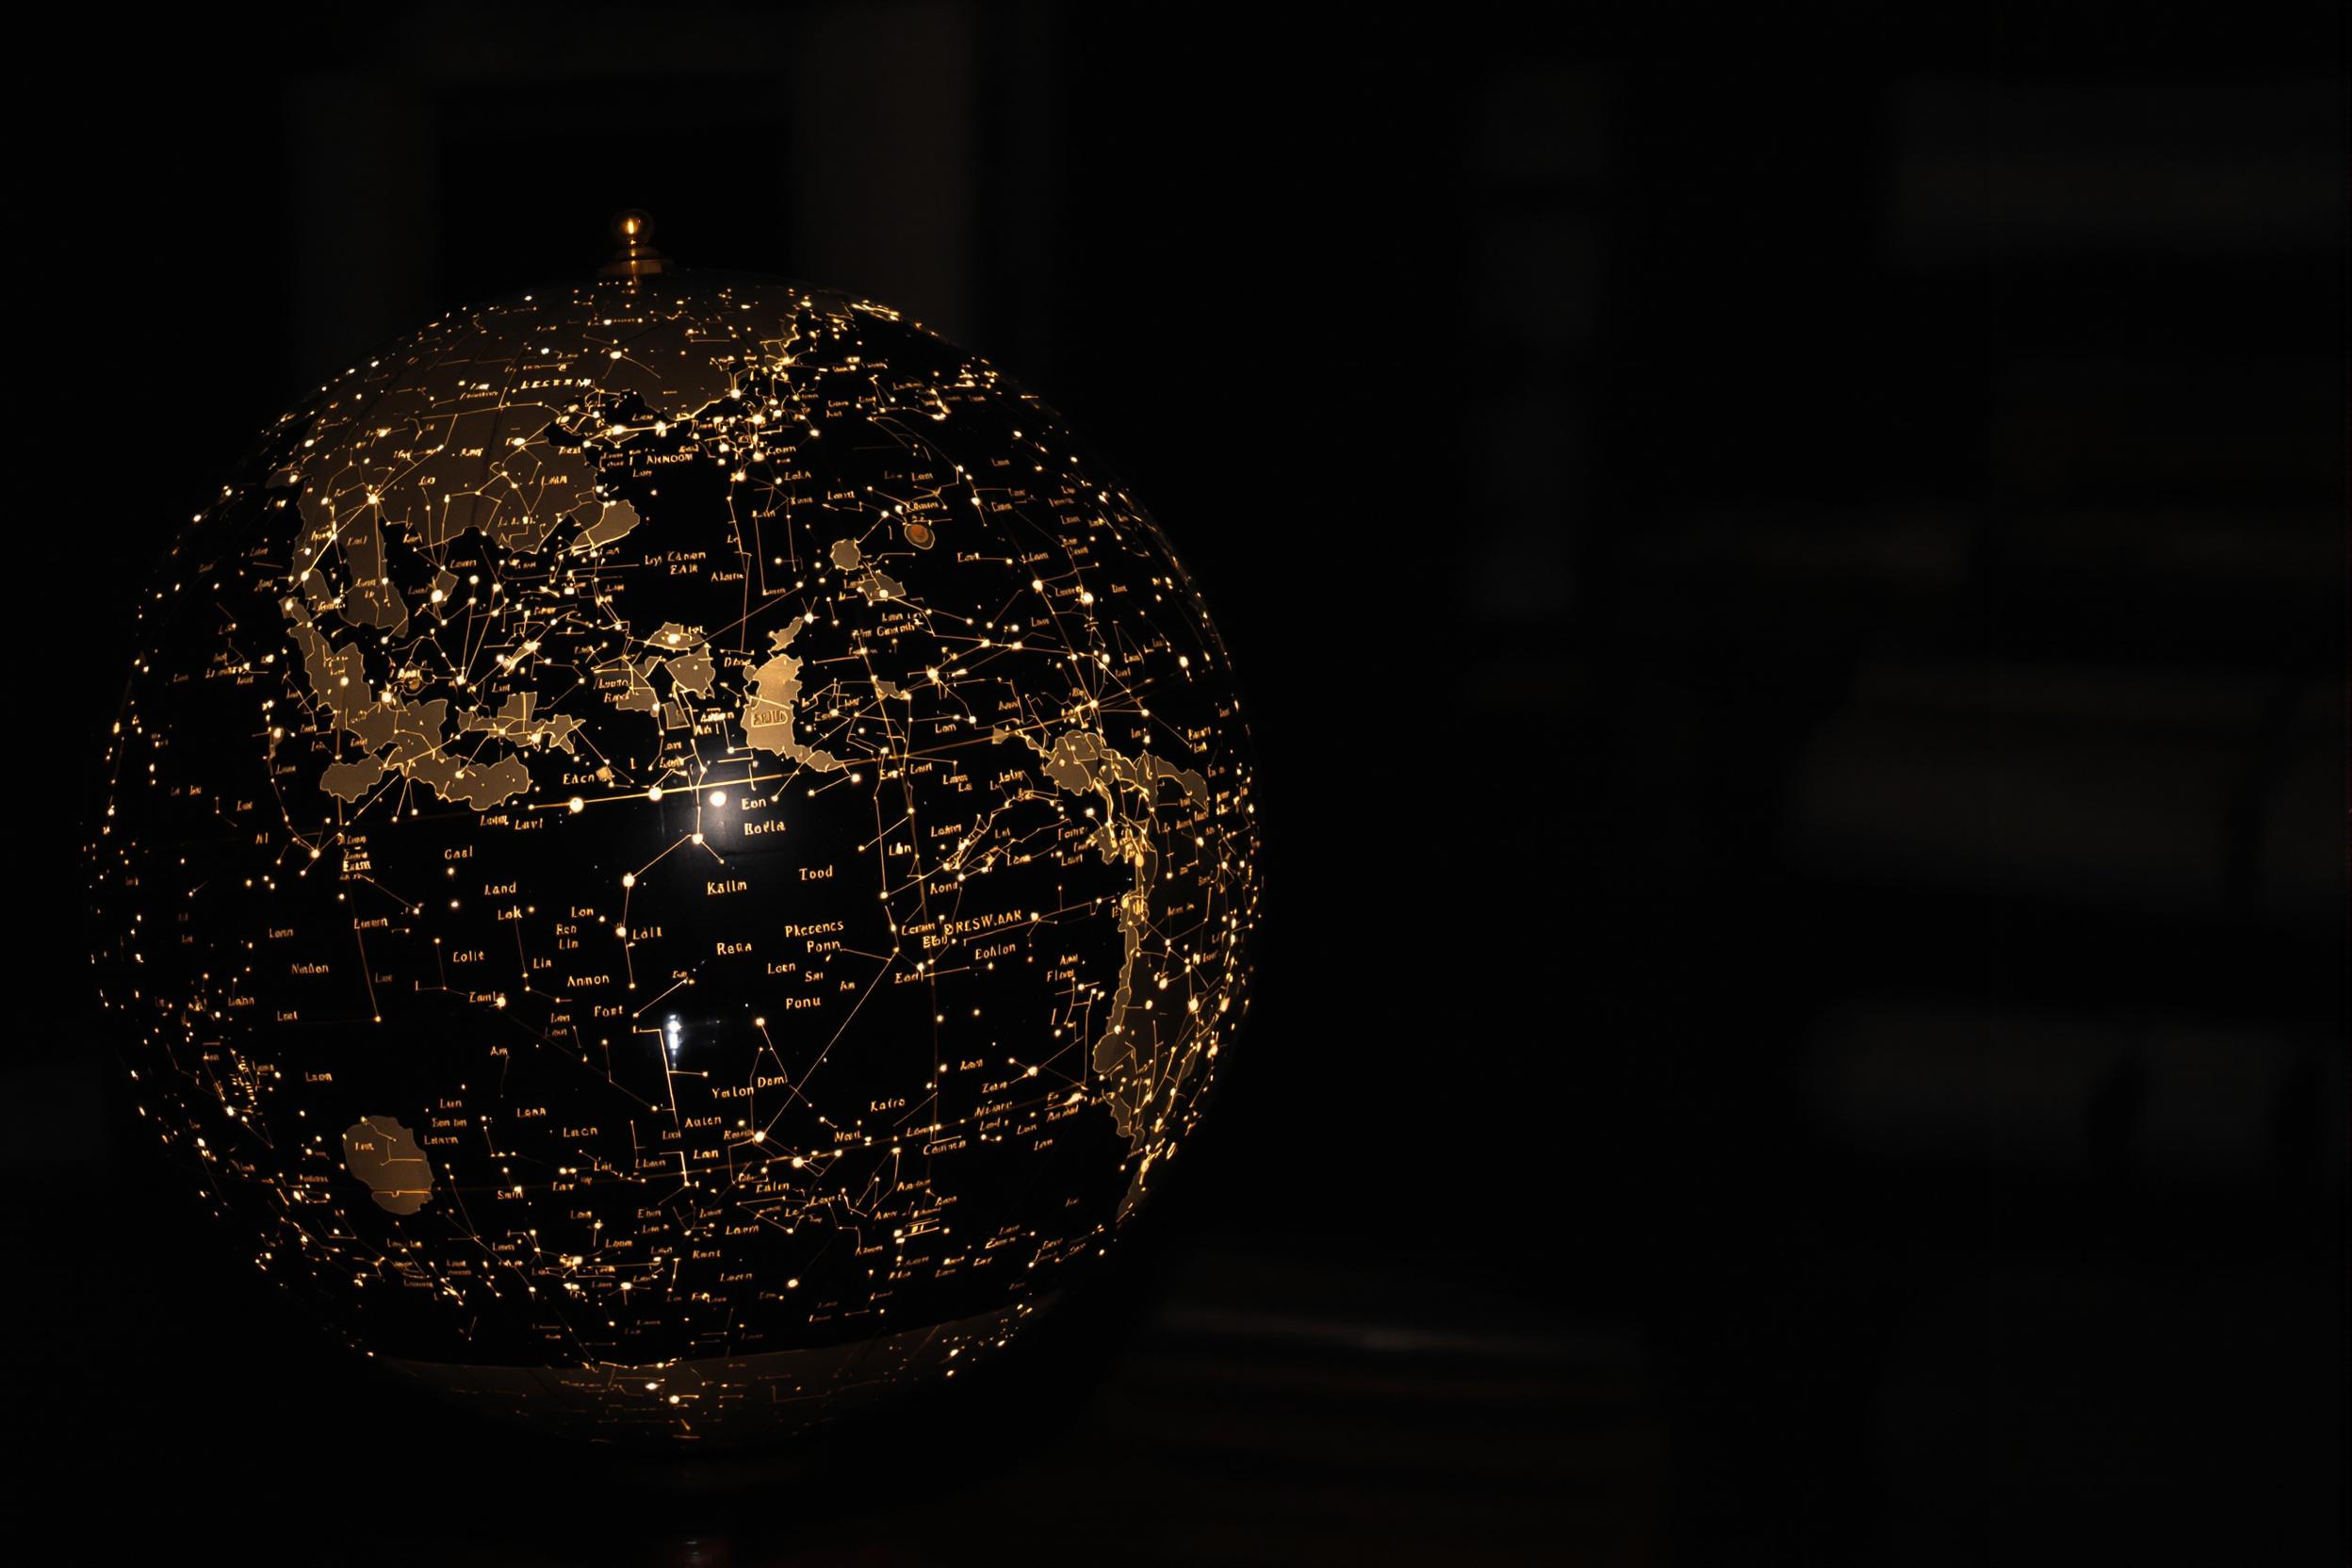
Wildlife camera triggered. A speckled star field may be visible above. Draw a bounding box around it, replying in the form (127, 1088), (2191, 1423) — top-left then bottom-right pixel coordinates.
(89, 262), (1263, 1442)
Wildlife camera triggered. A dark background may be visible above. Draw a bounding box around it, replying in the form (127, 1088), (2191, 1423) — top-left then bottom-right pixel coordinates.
(10, 5), (2343, 1563)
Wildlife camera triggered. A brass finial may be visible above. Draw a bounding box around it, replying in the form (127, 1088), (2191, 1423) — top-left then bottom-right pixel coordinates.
(600, 209), (668, 278)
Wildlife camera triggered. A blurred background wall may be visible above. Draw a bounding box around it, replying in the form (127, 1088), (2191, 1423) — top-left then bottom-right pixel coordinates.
(16, 5), (2342, 1563)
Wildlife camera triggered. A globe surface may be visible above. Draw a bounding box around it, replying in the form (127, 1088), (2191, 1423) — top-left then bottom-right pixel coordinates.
(90, 265), (1262, 1443)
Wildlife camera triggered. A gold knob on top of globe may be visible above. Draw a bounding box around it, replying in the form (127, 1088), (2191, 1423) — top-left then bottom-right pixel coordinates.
(600, 208), (668, 278)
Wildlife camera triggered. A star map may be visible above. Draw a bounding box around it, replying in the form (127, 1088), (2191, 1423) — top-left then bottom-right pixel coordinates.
(89, 259), (1263, 1443)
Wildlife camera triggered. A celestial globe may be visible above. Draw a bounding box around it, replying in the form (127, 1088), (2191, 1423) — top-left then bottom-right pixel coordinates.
(88, 216), (1263, 1444)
